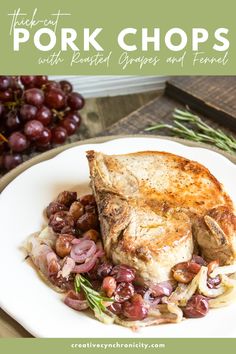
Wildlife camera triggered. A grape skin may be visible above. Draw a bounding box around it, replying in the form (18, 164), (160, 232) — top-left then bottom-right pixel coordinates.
(8, 132), (28, 152)
(0, 76), (84, 172)
(24, 88), (44, 107)
(24, 120), (44, 140)
(45, 89), (66, 110)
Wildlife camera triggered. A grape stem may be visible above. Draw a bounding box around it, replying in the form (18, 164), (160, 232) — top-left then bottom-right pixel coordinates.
(52, 108), (64, 120)
(0, 133), (8, 143)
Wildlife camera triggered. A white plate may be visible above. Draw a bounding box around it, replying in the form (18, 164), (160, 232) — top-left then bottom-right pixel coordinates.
(0, 137), (236, 338)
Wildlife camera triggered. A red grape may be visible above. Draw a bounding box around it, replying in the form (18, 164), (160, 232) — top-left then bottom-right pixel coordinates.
(3, 153), (23, 171)
(107, 302), (122, 315)
(44, 81), (60, 91)
(9, 77), (21, 91)
(51, 127), (67, 144)
(97, 263), (113, 278)
(0, 90), (13, 102)
(36, 127), (52, 145)
(60, 80), (73, 93)
(6, 111), (21, 131)
(0, 104), (5, 117)
(35, 76), (48, 87)
(36, 106), (52, 126)
(8, 132), (28, 152)
(20, 104), (37, 121)
(0, 76), (11, 91)
(24, 119), (44, 140)
(0, 76), (84, 174)
(45, 89), (66, 110)
(64, 111), (81, 126)
(183, 295), (209, 318)
(102, 276), (117, 297)
(20, 76), (36, 88)
(67, 92), (85, 110)
(111, 265), (136, 282)
(60, 117), (77, 135)
(114, 282), (134, 303)
(122, 294), (148, 321)
(24, 88), (44, 107)
(207, 275), (221, 289)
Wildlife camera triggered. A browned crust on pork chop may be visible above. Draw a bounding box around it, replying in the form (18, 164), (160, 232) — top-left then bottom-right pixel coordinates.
(87, 150), (235, 283)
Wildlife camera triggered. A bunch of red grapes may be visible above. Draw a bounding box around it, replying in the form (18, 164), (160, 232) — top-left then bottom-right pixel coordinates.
(0, 76), (84, 172)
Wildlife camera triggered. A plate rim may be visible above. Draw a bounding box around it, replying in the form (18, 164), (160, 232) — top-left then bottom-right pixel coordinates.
(1, 134), (235, 193)
(1, 135), (236, 338)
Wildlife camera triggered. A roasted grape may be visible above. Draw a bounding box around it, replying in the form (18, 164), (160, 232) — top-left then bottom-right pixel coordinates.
(122, 294), (148, 321)
(69, 201), (84, 220)
(114, 282), (134, 303)
(183, 295), (209, 318)
(107, 302), (122, 315)
(97, 262), (113, 278)
(82, 229), (99, 242)
(101, 276), (117, 297)
(111, 265), (136, 283)
(79, 194), (96, 206)
(46, 201), (68, 218)
(56, 191), (77, 207)
(49, 211), (75, 233)
(55, 234), (74, 258)
(76, 212), (99, 232)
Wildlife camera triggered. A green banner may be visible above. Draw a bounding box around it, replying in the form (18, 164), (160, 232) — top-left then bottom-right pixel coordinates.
(0, 0), (236, 74)
(0, 338), (236, 354)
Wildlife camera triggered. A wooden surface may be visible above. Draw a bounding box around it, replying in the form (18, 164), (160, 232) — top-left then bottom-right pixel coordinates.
(0, 310), (33, 338)
(102, 93), (236, 140)
(166, 76), (236, 132)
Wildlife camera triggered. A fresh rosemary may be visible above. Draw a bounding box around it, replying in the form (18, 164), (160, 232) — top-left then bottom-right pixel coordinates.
(74, 274), (113, 314)
(145, 108), (236, 153)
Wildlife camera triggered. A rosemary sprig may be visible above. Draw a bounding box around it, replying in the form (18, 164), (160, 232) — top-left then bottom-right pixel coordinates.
(74, 274), (113, 315)
(145, 108), (236, 153)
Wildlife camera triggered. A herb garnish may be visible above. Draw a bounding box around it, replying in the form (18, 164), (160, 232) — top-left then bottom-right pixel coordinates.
(145, 108), (236, 153)
(74, 274), (113, 314)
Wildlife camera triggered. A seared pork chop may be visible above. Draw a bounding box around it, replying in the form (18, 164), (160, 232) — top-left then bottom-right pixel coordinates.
(87, 150), (236, 284)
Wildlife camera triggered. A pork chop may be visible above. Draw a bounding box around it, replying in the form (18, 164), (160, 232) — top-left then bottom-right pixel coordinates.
(87, 150), (235, 284)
